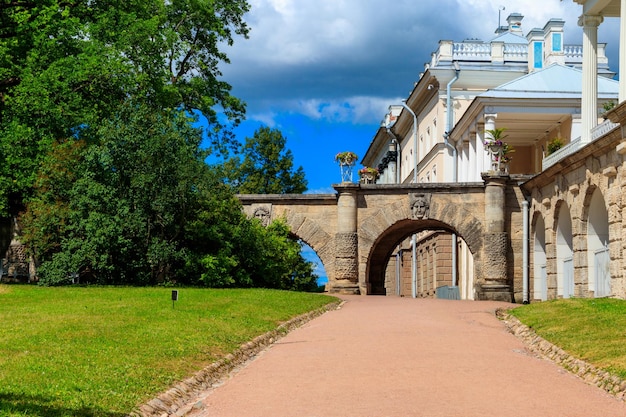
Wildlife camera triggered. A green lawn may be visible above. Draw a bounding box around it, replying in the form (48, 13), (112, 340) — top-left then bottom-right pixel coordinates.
(510, 298), (626, 379)
(0, 285), (336, 416)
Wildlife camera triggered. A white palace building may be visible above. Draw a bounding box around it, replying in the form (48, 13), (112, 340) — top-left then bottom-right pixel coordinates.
(361, 1), (626, 301)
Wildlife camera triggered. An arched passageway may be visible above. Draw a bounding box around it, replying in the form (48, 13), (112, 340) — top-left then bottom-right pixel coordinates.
(366, 219), (475, 299)
(556, 203), (574, 298)
(587, 188), (610, 297)
(533, 214), (547, 301)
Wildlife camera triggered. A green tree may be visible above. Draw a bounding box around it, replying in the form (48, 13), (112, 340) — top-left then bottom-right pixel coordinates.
(222, 126), (308, 194)
(0, 0), (249, 215)
(217, 126), (318, 291)
(23, 105), (319, 290)
(11, 2), (319, 290)
(23, 104), (210, 284)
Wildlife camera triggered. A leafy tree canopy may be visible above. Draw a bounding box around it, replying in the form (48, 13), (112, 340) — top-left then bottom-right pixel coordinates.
(0, 0), (249, 215)
(8, 1), (320, 291)
(22, 103), (319, 290)
(221, 126), (308, 194)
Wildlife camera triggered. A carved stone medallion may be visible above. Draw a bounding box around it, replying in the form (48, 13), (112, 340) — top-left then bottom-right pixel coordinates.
(409, 193), (431, 220)
(253, 206), (272, 227)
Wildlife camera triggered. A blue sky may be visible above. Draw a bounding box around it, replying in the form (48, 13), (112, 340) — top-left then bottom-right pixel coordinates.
(213, 0), (621, 280)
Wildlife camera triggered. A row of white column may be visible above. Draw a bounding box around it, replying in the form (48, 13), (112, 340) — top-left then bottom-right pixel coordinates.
(454, 115), (497, 182)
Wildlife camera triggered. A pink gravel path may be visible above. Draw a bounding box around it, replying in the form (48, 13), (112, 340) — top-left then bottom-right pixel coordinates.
(188, 295), (626, 417)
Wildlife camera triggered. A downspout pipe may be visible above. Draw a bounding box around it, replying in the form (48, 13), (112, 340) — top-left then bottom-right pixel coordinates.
(411, 234), (417, 299)
(523, 199), (530, 304)
(446, 63), (460, 288)
(445, 63), (460, 182)
(395, 250), (401, 296)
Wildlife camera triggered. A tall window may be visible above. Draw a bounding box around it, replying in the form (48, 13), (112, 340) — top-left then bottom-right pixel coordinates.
(552, 33), (562, 52)
(533, 41), (543, 69)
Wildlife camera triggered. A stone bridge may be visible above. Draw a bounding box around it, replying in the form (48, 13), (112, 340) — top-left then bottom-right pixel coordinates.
(239, 173), (526, 301)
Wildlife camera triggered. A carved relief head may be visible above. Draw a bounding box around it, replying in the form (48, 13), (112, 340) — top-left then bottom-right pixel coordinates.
(409, 193), (431, 220)
(253, 206), (271, 227)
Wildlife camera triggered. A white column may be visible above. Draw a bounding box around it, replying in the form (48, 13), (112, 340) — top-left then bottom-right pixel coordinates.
(469, 132), (477, 181)
(476, 123), (487, 174)
(463, 141), (472, 181)
(579, 14), (603, 143)
(484, 114), (497, 171)
(456, 141), (466, 182)
(619, 0), (626, 103)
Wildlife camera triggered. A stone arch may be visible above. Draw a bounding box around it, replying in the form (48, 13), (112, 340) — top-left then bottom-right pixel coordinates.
(358, 197), (483, 296)
(554, 201), (574, 298)
(358, 198), (483, 254)
(583, 186), (610, 297)
(277, 209), (335, 283)
(531, 211), (547, 301)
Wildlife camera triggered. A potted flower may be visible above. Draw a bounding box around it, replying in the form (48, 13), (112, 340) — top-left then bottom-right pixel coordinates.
(546, 137), (563, 156)
(335, 151), (358, 183)
(484, 128), (514, 172)
(484, 128), (507, 152)
(358, 166), (379, 183)
(335, 151), (359, 165)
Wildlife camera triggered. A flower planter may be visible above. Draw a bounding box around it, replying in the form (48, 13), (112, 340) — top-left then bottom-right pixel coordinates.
(335, 152), (359, 183)
(488, 144), (504, 155)
(339, 161), (355, 183)
(360, 172), (376, 184)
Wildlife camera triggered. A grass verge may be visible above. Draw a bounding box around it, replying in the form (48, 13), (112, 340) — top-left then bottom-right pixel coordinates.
(510, 298), (626, 379)
(0, 285), (336, 416)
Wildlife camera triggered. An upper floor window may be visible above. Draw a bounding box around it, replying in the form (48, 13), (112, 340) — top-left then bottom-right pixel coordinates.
(552, 33), (562, 52)
(533, 41), (543, 69)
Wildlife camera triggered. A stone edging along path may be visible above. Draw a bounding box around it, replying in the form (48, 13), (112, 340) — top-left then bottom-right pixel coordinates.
(496, 308), (626, 401)
(129, 300), (343, 417)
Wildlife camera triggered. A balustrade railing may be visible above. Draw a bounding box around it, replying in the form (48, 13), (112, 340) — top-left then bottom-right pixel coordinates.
(591, 119), (619, 141)
(443, 41), (529, 64)
(542, 121), (618, 170)
(542, 136), (582, 170)
(452, 42), (490, 60)
(564, 44), (583, 60)
(504, 44), (527, 61)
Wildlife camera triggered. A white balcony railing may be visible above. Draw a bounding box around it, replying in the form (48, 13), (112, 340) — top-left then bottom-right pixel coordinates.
(542, 120), (619, 170)
(452, 42), (490, 60)
(542, 136), (582, 170)
(591, 120), (619, 141)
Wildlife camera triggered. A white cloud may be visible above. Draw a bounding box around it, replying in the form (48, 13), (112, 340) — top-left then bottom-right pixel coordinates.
(246, 96), (400, 126)
(240, 0), (368, 66)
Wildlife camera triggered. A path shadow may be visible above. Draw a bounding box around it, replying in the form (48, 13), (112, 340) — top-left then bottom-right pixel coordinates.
(0, 392), (125, 417)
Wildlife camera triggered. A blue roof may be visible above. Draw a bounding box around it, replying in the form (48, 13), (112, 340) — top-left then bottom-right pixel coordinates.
(480, 64), (619, 98)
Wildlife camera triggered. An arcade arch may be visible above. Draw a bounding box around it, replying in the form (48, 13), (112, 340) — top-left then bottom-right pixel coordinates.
(556, 203), (574, 298)
(586, 188), (610, 297)
(365, 219), (476, 299)
(532, 214), (547, 301)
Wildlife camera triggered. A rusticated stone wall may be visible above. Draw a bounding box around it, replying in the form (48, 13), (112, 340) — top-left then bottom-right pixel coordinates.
(522, 102), (626, 301)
